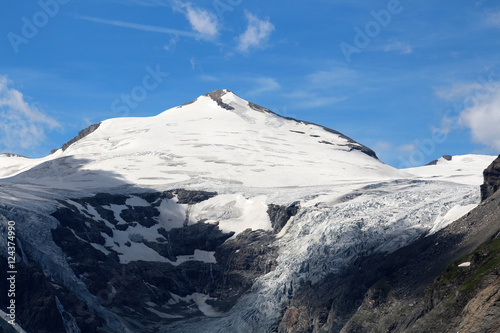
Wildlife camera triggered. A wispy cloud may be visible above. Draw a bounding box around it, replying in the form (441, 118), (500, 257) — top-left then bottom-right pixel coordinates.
(280, 66), (357, 109)
(384, 39), (413, 55)
(294, 95), (347, 109)
(80, 3), (219, 41)
(307, 67), (359, 88)
(163, 36), (179, 51)
(247, 77), (280, 95)
(182, 3), (219, 39)
(77, 15), (199, 38)
(372, 140), (419, 167)
(285, 90), (347, 109)
(198, 75), (218, 82)
(237, 12), (274, 53)
(0, 75), (60, 152)
(434, 82), (484, 102)
(119, 0), (170, 6)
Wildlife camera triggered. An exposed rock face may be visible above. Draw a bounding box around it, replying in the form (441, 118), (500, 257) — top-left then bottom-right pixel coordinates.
(50, 123), (101, 154)
(480, 154), (500, 201)
(0, 153), (28, 158)
(426, 154), (453, 166)
(267, 202), (300, 233)
(203, 89), (235, 110)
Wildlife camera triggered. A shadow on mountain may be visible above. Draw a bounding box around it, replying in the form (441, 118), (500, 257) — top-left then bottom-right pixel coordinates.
(0, 156), (131, 192)
(0, 158), (293, 333)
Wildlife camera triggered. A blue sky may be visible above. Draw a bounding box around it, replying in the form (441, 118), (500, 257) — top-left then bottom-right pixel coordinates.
(1, 0), (500, 167)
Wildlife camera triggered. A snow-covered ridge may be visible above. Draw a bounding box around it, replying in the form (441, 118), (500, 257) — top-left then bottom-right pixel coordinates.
(404, 154), (497, 186)
(0, 89), (404, 190)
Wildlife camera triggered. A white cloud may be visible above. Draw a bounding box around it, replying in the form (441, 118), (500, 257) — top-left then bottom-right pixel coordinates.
(384, 39), (413, 55)
(434, 76), (500, 143)
(247, 77), (280, 95)
(287, 91), (347, 109)
(397, 143), (417, 152)
(460, 87), (500, 151)
(199, 75), (218, 82)
(237, 12), (274, 53)
(373, 141), (416, 154)
(434, 82), (484, 102)
(183, 3), (219, 39)
(0, 76), (60, 151)
(307, 67), (359, 87)
(119, 0), (170, 6)
(120, 1), (219, 39)
(163, 36), (179, 51)
(78, 16), (199, 38)
(371, 140), (420, 167)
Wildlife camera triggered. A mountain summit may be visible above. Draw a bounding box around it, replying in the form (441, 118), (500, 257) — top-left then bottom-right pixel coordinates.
(3, 89), (401, 190)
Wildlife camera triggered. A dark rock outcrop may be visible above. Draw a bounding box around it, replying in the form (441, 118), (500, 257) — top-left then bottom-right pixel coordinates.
(172, 189), (217, 204)
(210, 229), (278, 312)
(204, 89), (235, 110)
(267, 202), (300, 234)
(480, 154), (500, 201)
(426, 154), (453, 166)
(0, 153), (29, 158)
(0, 242), (104, 333)
(50, 122), (101, 154)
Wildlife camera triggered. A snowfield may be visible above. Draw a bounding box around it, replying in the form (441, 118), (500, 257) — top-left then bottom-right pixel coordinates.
(0, 90), (496, 332)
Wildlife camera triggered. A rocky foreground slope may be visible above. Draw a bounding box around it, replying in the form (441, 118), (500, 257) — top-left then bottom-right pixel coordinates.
(0, 90), (497, 333)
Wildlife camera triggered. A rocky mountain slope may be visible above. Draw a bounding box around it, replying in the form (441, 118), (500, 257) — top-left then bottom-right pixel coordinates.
(0, 90), (497, 333)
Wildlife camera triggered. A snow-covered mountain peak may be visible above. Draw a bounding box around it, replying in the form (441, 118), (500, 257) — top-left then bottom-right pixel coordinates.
(1, 90), (405, 190)
(175, 89), (275, 121)
(178, 89), (249, 113)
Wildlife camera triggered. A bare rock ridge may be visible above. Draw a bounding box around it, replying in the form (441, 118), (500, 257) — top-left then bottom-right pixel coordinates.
(204, 89), (236, 110)
(0, 153), (29, 158)
(267, 202), (300, 234)
(50, 122), (101, 154)
(426, 154), (453, 166)
(480, 154), (500, 201)
(201, 89), (378, 159)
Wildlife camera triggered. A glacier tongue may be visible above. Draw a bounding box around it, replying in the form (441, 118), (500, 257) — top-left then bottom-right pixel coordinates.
(164, 179), (481, 332)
